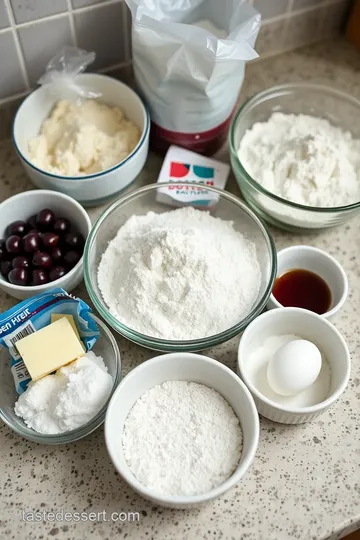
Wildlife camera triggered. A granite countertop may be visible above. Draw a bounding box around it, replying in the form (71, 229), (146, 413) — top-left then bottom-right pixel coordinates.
(0, 38), (360, 540)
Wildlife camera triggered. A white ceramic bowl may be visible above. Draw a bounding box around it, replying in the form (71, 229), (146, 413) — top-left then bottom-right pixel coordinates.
(105, 353), (259, 508)
(238, 308), (350, 424)
(13, 74), (150, 207)
(0, 190), (91, 299)
(267, 245), (348, 320)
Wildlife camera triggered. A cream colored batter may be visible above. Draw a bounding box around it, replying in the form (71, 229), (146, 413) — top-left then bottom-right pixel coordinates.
(28, 99), (140, 176)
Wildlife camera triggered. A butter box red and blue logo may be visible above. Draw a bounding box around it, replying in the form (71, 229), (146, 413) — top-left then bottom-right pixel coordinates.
(156, 146), (230, 208)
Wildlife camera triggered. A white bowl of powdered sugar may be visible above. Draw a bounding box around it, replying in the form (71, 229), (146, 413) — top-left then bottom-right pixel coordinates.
(105, 352), (259, 508)
(84, 183), (277, 351)
(230, 83), (360, 232)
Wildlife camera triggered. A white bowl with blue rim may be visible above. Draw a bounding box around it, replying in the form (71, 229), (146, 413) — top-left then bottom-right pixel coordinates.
(12, 74), (150, 207)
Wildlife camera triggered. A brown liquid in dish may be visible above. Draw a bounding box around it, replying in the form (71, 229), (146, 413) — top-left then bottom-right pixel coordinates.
(273, 269), (331, 315)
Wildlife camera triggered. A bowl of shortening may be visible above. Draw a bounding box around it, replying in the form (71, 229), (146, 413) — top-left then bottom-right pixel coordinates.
(12, 74), (150, 207)
(237, 308), (350, 424)
(0, 315), (121, 444)
(0, 189), (91, 300)
(105, 352), (259, 508)
(84, 182), (277, 352)
(229, 83), (360, 232)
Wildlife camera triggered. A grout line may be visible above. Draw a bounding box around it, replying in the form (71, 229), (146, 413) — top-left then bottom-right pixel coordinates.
(122, 0), (131, 62)
(0, 60), (133, 106)
(97, 60), (132, 73)
(67, 0), (78, 47)
(261, 0), (332, 26)
(3, 0), (31, 89)
(0, 0), (345, 35)
(3, 11), (72, 30)
(0, 0), (121, 32)
(74, 0), (121, 12)
(260, 14), (289, 26)
(0, 90), (29, 107)
(282, 0), (295, 45)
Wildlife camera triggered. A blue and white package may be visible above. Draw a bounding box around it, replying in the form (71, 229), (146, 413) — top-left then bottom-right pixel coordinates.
(0, 288), (99, 394)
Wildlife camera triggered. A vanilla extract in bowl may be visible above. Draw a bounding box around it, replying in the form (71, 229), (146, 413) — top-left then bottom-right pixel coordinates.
(272, 269), (331, 315)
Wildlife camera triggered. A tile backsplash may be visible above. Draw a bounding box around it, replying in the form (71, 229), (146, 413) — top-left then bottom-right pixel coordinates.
(0, 0), (352, 105)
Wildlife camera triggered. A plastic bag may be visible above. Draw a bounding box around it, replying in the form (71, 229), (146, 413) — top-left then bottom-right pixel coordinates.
(126, 0), (260, 154)
(0, 288), (99, 394)
(37, 45), (100, 100)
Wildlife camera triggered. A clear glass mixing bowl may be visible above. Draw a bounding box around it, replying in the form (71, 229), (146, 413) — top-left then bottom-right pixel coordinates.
(0, 315), (121, 444)
(84, 183), (277, 352)
(229, 83), (360, 232)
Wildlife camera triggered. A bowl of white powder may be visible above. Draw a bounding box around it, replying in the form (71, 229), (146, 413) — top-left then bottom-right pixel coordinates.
(12, 74), (150, 207)
(105, 352), (259, 508)
(0, 315), (121, 444)
(84, 182), (277, 351)
(230, 83), (360, 231)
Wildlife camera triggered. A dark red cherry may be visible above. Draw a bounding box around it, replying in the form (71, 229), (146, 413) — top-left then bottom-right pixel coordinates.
(8, 268), (28, 286)
(51, 247), (63, 263)
(36, 209), (55, 231)
(27, 214), (38, 229)
(65, 232), (85, 251)
(41, 232), (59, 249)
(6, 221), (28, 238)
(32, 269), (49, 286)
(53, 218), (71, 235)
(33, 252), (52, 268)
(6, 235), (22, 254)
(63, 250), (81, 268)
(12, 256), (30, 269)
(22, 232), (40, 253)
(49, 266), (67, 281)
(0, 260), (12, 278)
(0, 239), (6, 261)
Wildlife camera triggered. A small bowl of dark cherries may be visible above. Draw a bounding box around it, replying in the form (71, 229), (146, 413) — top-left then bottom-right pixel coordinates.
(0, 190), (91, 299)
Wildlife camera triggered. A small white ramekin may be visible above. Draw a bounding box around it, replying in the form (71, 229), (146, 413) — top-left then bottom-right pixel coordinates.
(105, 352), (259, 508)
(267, 245), (348, 320)
(238, 308), (350, 424)
(12, 74), (150, 207)
(0, 190), (91, 299)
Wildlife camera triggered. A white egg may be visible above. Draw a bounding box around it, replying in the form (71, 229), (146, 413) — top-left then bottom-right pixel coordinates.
(267, 339), (322, 396)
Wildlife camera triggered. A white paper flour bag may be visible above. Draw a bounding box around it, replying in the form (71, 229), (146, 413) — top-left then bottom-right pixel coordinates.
(125, 0), (261, 155)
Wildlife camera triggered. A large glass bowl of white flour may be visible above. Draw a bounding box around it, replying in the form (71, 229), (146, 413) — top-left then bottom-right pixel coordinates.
(230, 83), (360, 232)
(84, 183), (276, 351)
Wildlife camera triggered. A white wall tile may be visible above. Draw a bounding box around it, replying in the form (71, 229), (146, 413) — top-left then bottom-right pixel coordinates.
(0, 0), (10, 29)
(0, 31), (27, 98)
(11, 0), (67, 24)
(74, 2), (126, 69)
(18, 16), (74, 86)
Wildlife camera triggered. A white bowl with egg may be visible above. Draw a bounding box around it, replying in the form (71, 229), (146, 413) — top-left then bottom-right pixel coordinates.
(12, 74), (150, 207)
(0, 190), (91, 300)
(105, 352), (259, 508)
(238, 308), (350, 424)
(267, 245), (348, 320)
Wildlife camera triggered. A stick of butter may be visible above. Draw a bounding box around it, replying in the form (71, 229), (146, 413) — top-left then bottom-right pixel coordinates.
(51, 313), (80, 340)
(16, 318), (85, 381)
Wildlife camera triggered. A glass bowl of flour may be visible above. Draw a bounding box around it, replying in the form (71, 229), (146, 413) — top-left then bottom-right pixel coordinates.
(0, 315), (121, 444)
(84, 182), (277, 352)
(230, 83), (360, 232)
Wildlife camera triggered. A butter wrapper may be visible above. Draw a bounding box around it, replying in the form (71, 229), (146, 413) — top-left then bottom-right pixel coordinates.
(0, 288), (99, 394)
(156, 145), (230, 208)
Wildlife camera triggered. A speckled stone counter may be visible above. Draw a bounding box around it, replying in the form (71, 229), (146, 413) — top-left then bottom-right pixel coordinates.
(0, 39), (359, 540)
